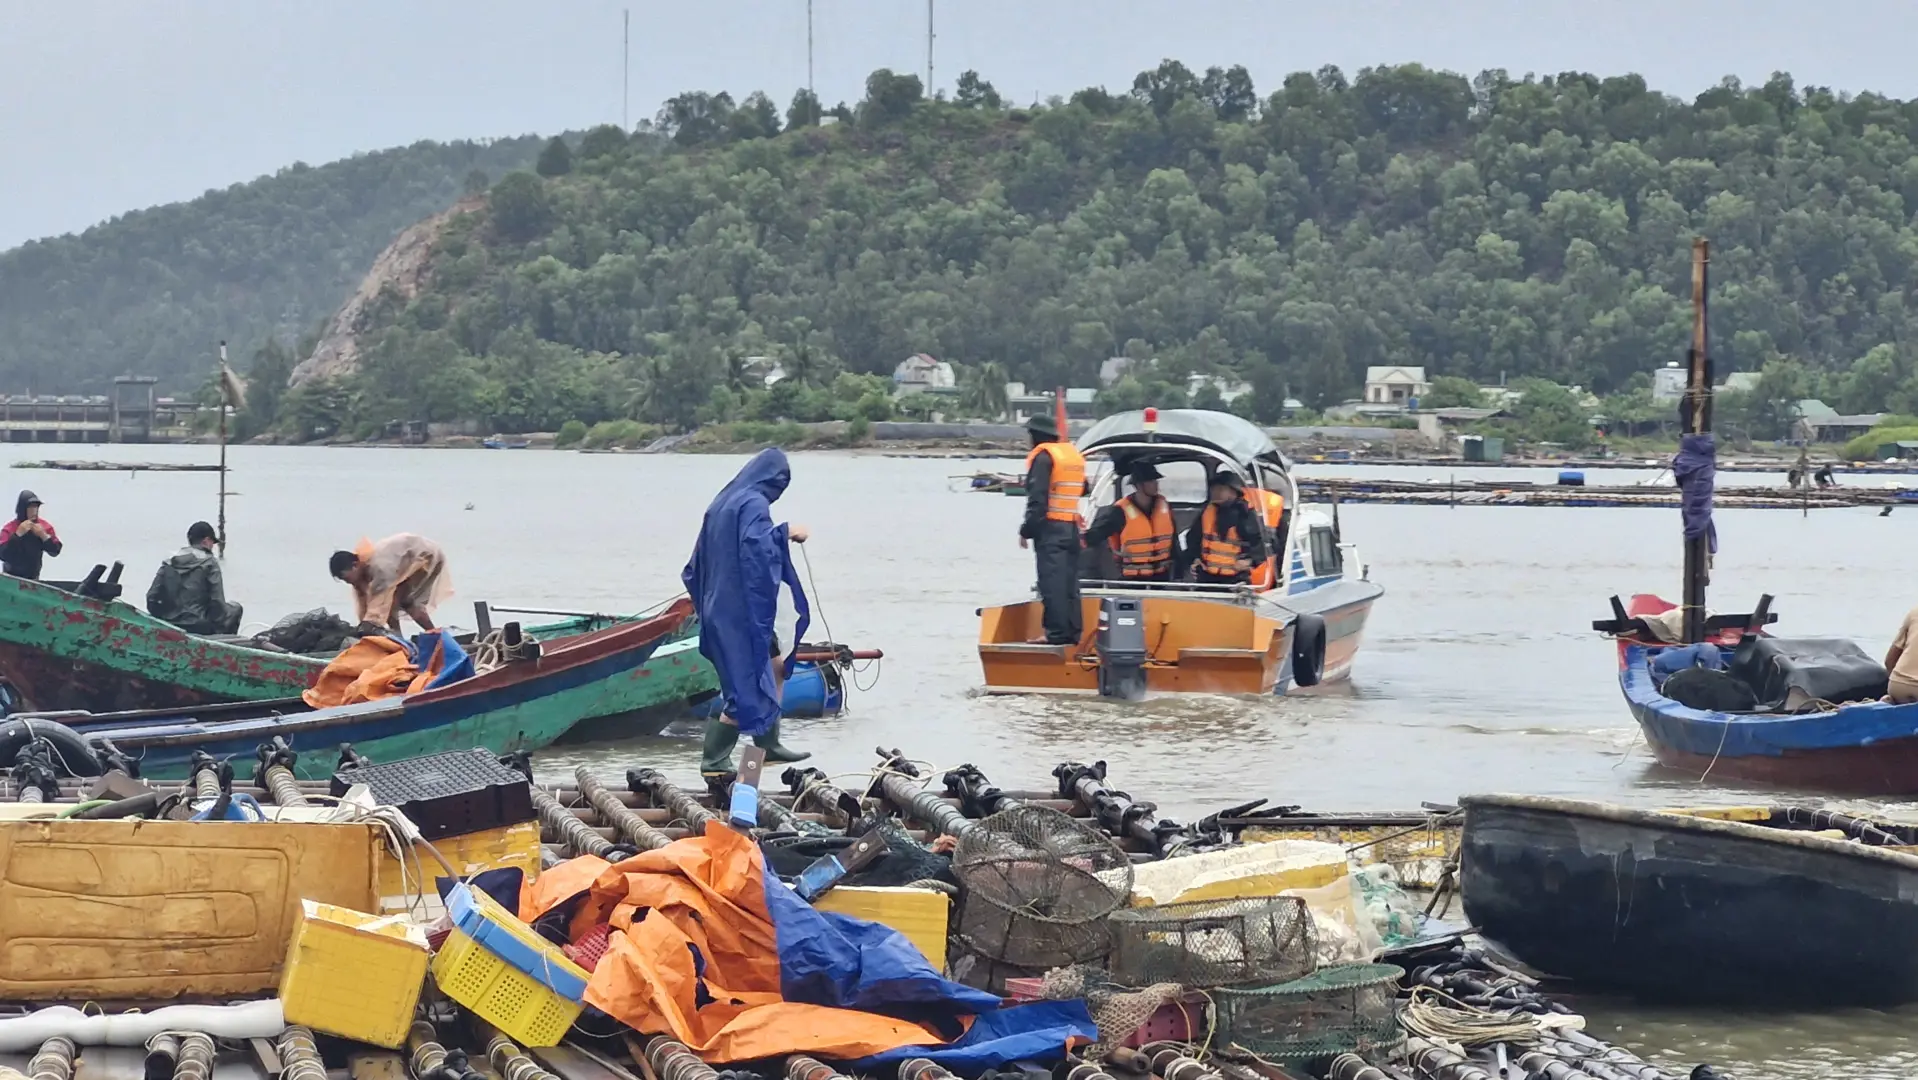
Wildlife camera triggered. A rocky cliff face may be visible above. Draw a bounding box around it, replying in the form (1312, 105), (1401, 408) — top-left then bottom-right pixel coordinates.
(288, 198), (476, 387)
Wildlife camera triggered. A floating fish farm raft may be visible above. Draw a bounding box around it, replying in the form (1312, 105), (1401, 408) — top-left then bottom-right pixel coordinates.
(0, 746), (1742, 1080)
(1297, 475), (1918, 510)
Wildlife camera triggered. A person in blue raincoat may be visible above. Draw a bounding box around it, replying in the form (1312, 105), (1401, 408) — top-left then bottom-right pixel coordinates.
(683, 448), (815, 777)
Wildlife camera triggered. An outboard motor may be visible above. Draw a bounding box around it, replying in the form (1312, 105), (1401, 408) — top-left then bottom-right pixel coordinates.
(1095, 595), (1148, 700)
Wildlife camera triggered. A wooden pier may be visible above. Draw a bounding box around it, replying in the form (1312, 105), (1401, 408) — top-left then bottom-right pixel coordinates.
(1298, 476), (1918, 510)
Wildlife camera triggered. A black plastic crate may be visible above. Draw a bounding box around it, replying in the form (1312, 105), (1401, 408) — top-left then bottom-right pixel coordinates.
(330, 748), (535, 840)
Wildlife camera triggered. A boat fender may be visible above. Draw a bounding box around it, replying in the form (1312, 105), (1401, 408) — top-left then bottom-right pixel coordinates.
(1291, 612), (1327, 688)
(0, 717), (103, 777)
(0, 1000), (285, 1051)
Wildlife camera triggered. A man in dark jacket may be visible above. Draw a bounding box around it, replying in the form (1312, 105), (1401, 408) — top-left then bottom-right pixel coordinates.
(147, 521), (243, 635)
(1177, 468), (1269, 585)
(0, 491), (61, 580)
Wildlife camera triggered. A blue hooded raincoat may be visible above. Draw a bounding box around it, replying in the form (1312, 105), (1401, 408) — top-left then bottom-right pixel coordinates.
(683, 449), (811, 736)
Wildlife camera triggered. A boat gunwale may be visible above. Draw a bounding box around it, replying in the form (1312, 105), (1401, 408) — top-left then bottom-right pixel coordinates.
(1461, 792), (1918, 872)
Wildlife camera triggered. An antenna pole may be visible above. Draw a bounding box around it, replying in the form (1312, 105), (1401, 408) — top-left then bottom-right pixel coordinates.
(622, 8), (630, 129)
(926, 0), (934, 93)
(217, 341), (230, 557)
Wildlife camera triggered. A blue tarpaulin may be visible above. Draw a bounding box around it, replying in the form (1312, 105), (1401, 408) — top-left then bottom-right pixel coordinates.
(1650, 641), (1727, 688)
(682, 449), (812, 736)
(1673, 433), (1717, 554)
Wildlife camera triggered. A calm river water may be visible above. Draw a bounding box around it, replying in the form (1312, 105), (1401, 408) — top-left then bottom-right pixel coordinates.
(15, 443), (1918, 1078)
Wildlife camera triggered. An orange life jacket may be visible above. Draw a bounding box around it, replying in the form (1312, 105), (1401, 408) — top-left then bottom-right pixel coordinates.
(1108, 495), (1174, 578)
(1246, 487), (1286, 590)
(1199, 502), (1253, 579)
(1023, 442), (1087, 523)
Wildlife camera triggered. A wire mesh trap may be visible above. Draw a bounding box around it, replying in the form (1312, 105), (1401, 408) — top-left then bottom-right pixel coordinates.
(1213, 962), (1404, 1059)
(1108, 895), (1316, 989)
(952, 805), (1133, 969)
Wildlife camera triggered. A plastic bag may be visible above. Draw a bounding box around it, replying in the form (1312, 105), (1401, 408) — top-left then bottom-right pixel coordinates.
(1281, 874), (1381, 964)
(1351, 862), (1422, 947)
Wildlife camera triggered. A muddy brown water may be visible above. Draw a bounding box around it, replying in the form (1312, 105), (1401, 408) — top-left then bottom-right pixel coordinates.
(20, 445), (1918, 1078)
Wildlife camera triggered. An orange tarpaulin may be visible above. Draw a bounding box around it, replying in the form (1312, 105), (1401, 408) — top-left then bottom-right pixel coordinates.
(301, 635), (438, 708)
(576, 824), (954, 1063)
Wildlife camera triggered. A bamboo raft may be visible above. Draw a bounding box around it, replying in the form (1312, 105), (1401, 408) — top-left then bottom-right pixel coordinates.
(12, 460), (224, 472)
(1299, 475), (1918, 510)
(0, 750), (1747, 1080)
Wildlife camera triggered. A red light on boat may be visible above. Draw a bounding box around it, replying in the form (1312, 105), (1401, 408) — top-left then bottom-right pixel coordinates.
(1144, 406), (1159, 431)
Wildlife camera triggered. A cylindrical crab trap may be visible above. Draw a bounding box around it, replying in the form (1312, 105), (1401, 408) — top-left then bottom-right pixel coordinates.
(1108, 895), (1317, 989)
(1213, 962), (1405, 1060)
(952, 805), (1133, 969)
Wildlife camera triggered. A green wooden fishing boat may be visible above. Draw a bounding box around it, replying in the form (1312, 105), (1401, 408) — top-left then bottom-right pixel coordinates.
(0, 572), (719, 734)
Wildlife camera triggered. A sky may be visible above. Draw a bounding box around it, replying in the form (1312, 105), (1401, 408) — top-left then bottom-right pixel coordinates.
(3, 0), (1915, 251)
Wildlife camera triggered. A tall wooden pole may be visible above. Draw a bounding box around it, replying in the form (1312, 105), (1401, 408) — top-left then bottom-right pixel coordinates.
(1053, 384), (1068, 441)
(1681, 239), (1711, 643)
(217, 341), (230, 557)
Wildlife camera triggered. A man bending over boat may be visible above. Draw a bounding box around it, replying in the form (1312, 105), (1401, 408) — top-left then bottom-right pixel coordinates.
(684, 448), (813, 778)
(146, 521), (242, 635)
(1884, 607), (1918, 704)
(329, 533), (452, 634)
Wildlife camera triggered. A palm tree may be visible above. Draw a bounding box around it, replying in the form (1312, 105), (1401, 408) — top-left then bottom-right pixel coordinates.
(961, 361), (1011, 420)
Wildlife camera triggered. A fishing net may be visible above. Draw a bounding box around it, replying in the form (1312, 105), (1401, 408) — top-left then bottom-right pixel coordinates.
(1108, 896), (1316, 989)
(1213, 963), (1405, 1059)
(1040, 966), (1191, 1054)
(952, 805), (1132, 969)
(760, 820), (956, 888)
(252, 608), (357, 656)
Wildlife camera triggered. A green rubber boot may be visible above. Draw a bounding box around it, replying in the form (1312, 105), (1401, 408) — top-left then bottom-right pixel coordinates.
(700, 717), (741, 776)
(753, 721), (811, 765)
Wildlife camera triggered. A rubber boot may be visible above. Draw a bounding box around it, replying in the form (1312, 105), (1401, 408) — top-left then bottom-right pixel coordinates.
(700, 717), (741, 776)
(753, 721), (811, 764)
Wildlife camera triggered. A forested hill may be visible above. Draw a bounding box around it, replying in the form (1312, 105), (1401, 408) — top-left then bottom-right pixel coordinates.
(317, 63), (1918, 438)
(0, 136), (546, 393)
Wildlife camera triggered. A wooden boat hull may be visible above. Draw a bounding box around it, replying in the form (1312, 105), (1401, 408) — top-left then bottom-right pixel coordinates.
(78, 602), (697, 780)
(1614, 594), (1918, 794)
(0, 573), (722, 736)
(1459, 794), (1918, 1005)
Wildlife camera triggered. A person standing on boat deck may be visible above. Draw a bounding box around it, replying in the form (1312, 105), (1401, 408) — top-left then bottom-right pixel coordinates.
(684, 448), (814, 779)
(1883, 606), (1918, 703)
(146, 521), (242, 635)
(0, 491), (60, 581)
(1178, 468), (1268, 586)
(1019, 414), (1087, 644)
(329, 533), (452, 634)
(1083, 463), (1174, 583)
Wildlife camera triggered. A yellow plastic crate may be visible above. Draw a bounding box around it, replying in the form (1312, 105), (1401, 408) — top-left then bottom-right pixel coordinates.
(814, 886), (950, 969)
(280, 900), (429, 1048)
(432, 927), (585, 1047)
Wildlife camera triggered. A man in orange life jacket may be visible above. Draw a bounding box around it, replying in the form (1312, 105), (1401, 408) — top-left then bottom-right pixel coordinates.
(1177, 467), (1269, 586)
(1018, 413), (1086, 644)
(1083, 463), (1175, 583)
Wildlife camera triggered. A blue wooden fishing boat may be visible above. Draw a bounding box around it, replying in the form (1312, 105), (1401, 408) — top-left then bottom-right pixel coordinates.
(51, 601), (697, 780)
(1588, 239), (1918, 794)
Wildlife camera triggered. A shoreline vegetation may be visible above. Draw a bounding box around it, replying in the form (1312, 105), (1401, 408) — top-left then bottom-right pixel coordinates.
(18, 61), (1918, 469)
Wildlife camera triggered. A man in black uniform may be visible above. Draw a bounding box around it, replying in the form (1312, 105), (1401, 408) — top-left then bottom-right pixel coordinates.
(1018, 414), (1086, 645)
(1177, 467), (1269, 585)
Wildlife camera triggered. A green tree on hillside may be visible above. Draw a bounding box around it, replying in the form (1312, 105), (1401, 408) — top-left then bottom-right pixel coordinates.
(488, 172), (551, 242)
(955, 71), (1003, 110)
(535, 136), (573, 177)
(1422, 376), (1488, 409)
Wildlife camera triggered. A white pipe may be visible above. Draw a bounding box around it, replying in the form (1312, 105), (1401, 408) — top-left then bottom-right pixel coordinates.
(0, 1000), (284, 1051)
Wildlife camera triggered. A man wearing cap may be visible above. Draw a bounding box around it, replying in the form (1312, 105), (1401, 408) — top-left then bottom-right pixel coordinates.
(1019, 414), (1087, 645)
(0, 491), (61, 581)
(1084, 462), (1175, 583)
(146, 521), (244, 635)
(1178, 467), (1269, 586)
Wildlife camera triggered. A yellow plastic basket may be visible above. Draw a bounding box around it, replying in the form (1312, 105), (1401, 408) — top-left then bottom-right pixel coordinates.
(280, 900), (429, 1048)
(431, 928), (585, 1047)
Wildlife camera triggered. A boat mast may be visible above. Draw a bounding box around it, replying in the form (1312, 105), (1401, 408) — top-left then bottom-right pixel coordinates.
(217, 340), (230, 557)
(1681, 239), (1711, 642)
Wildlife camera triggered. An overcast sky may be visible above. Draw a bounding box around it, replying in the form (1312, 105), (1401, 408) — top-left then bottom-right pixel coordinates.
(3, 0), (1912, 251)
